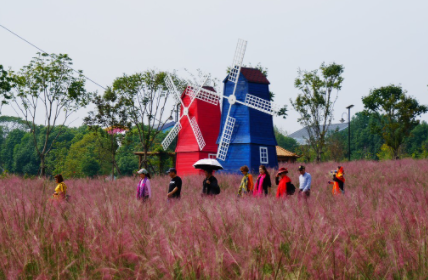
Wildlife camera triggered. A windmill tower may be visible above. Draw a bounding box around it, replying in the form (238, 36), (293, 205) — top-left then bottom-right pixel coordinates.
(162, 75), (221, 175)
(215, 39), (278, 173)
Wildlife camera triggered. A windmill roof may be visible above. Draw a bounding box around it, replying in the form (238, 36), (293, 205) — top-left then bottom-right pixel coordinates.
(276, 146), (299, 157)
(240, 68), (270, 84)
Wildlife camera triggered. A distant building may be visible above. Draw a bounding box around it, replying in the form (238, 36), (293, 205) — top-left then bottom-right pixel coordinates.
(276, 146), (300, 163)
(158, 121), (176, 133)
(289, 123), (348, 145)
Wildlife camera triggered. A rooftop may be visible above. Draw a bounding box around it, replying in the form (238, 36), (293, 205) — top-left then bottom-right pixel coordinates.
(289, 123), (349, 145)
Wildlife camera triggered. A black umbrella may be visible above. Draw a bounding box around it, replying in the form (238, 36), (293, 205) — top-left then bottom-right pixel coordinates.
(193, 158), (223, 171)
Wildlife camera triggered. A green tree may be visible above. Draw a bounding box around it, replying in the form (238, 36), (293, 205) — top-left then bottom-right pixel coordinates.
(274, 126), (299, 152)
(12, 53), (92, 176)
(403, 121), (428, 158)
(0, 65), (14, 114)
(362, 85), (428, 158)
(63, 133), (111, 178)
(81, 157), (100, 178)
(113, 70), (177, 171)
(325, 129), (346, 162)
(291, 62), (345, 162)
(0, 129), (25, 172)
(342, 112), (383, 160)
(84, 89), (130, 179)
(12, 133), (40, 175)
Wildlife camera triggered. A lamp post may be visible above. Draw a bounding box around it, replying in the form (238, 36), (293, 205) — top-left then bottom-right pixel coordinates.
(346, 105), (354, 161)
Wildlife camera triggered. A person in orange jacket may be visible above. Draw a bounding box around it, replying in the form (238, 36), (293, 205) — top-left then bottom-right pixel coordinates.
(329, 166), (345, 195)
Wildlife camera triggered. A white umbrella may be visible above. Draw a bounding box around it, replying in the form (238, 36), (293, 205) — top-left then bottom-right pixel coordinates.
(193, 158), (223, 171)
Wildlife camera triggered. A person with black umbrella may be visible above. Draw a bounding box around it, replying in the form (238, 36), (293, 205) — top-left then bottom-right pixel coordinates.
(193, 159), (223, 196)
(202, 169), (220, 196)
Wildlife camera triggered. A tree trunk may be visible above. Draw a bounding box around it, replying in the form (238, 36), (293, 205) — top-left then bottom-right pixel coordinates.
(40, 155), (46, 177)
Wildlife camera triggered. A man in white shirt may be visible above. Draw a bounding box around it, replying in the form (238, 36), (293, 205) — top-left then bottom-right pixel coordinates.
(298, 165), (311, 197)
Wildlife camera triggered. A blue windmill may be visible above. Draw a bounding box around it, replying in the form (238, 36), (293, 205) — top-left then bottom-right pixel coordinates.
(213, 39), (279, 173)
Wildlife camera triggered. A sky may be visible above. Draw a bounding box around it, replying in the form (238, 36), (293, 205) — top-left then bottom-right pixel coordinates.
(1, 0), (428, 134)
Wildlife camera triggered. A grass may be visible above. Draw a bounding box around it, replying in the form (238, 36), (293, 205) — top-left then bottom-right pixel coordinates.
(0, 159), (427, 279)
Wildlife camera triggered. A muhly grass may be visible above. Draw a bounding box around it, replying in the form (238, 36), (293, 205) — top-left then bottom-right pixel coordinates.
(1, 159), (428, 279)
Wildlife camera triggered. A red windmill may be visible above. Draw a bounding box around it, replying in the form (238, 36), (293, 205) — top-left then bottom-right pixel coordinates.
(162, 74), (221, 175)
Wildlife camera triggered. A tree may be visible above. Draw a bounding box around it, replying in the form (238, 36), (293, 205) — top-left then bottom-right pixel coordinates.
(325, 129), (346, 162)
(274, 126), (299, 152)
(404, 121), (428, 158)
(0, 65), (14, 114)
(84, 89), (130, 179)
(0, 129), (25, 172)
(112, 70), (177, 171)
(362, 85), (428, 158)
(12, 53), (92, 176)
(62, 133), (111, 178)
(290, 62), (345, 162)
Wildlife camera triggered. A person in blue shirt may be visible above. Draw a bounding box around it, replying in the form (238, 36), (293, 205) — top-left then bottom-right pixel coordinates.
(298, 165), (311, 197)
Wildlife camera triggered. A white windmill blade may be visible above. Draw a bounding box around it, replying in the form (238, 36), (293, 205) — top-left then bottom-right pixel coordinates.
(236, 93), (277, 116)
(184, 85), (221, 106)
(228, 39), (247, 83)
(187, 76), (209, 108)
(161, 121), (182, 150)
(165, 74), (185, 107)
(187, 115), (206, 151)
(216, 115), (236, 161)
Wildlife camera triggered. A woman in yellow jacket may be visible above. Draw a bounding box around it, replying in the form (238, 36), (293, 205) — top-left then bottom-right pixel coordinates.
(53, 174), (68, 200)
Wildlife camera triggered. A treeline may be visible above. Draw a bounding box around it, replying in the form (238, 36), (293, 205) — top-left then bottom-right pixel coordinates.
(295, 113), (428, 162)
(0, 116), (174, 177)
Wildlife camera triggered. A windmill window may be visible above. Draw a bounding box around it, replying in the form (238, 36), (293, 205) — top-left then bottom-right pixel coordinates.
(208, 154), (217, 159)
(260, 147), (268, 164)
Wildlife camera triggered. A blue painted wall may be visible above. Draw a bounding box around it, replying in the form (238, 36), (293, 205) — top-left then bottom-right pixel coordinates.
(218, 143), (278, 174)
(216, 73), (278, 173)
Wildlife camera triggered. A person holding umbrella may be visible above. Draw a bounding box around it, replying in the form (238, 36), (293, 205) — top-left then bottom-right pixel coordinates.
(202, 169), (220, 196)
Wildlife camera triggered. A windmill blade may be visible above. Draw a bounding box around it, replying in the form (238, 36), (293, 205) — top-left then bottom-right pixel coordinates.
(228, 39), (247, 83)
(241, 93), (277, 115)
(187, 115), (206, 151)
(161, 121), (182, 150)
(186, 76), (209, 108)
(165, 74), (185, 107)
(216, 115), (236, 161)
(184, 85), (221, 105)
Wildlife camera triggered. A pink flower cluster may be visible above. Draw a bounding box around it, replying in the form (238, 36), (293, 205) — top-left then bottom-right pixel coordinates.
(0, 159), (427, 279)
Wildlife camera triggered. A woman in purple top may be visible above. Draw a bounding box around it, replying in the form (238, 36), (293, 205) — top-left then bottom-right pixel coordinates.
(136, 168), (151, 201)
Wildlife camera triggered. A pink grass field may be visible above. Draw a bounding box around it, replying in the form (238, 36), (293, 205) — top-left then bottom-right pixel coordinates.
(1, 159), (428, 279)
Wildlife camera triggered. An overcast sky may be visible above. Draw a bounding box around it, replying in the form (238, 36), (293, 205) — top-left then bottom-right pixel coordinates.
(1, 0), (427, 134)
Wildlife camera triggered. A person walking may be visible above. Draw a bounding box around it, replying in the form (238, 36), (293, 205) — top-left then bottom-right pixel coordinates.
(136, 168), (152, 201)
(276, 167), (295, 197)
(253, 165), (272, 197)
(202, 169), (220, 196)
(329, 166), (345, 195)
(53, 174), (68, 201)
(167, 168), (182, 199)
(298, 165), (311, 197)
(238, 166), (250, 197)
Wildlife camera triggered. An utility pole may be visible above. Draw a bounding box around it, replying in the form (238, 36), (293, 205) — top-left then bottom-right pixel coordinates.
(346, 105), (354, 161)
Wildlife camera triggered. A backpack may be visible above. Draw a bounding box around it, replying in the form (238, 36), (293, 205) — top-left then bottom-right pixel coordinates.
(287, 183), (296, 195)
(214, 185), (221, 195)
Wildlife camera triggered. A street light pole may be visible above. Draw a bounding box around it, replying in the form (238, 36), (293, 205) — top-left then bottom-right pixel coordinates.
(346, 105), (354, 161)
